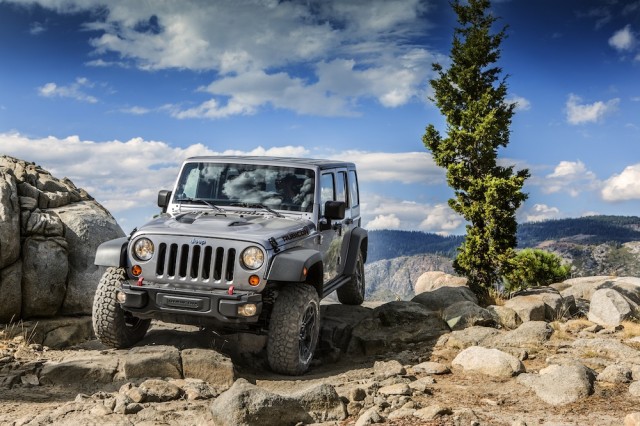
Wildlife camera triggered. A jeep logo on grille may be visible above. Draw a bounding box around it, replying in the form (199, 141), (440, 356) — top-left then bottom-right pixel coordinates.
(190, 238), (206, 245)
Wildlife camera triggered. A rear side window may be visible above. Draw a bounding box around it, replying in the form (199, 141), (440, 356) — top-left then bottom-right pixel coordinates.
(348, 170), (359, 207)
(336, 171), (347, 204)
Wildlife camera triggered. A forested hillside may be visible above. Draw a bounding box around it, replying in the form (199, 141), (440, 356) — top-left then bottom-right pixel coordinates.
(367, 216), (640, 262)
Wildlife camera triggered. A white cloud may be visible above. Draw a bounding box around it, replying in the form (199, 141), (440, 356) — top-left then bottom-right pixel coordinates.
(119, 106), (151, 115)
(609, 25), (636, 51)
(506, 95), (531, 111)
(565, 94), (619, 125)
(13, 0), (440, 117)
(29, 22), (46, 35)
(0, 133), (453, 233)
(329, 151), (445, 185)
(543, 160), (599, 197)
(366, 214), (401, 230)
(37, 77), (98, 103)
(362, 195), (463, 234)
(519, 203), (562, 223)
(602, 164), (640, 201)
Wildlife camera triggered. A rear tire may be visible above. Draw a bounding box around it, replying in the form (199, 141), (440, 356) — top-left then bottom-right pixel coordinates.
(267, 284), (320, 375)
(337, 250), (365, 305)
(92, 267), (150, 348)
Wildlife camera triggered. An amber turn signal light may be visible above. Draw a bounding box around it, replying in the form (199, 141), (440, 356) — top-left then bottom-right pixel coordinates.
(131, 265), (142, 277)
(248, 275), (260, 286)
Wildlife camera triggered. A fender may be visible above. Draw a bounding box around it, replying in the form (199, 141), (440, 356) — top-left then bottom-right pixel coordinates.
(94, 237), (129, 267)
(267, 247), (323, 283)
(341, 227), (368, 276)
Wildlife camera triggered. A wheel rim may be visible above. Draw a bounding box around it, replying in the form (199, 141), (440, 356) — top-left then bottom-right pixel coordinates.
(298, 304), (318, 363)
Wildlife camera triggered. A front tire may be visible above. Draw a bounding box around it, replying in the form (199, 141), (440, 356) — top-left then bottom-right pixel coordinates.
(337, 250), (365, 305)
(267, 284), (320, 375)
(92, 267), (150, 348)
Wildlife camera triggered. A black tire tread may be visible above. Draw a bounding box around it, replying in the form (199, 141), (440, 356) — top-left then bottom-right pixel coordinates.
(337, 250), (365, 305)
(267, 284), (320, 375)
(92, 267), (150, 349)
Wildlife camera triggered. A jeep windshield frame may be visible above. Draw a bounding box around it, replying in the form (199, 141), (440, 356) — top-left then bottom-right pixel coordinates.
(171, 162), (316, 213)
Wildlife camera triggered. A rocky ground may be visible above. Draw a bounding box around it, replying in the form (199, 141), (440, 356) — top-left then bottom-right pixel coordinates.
(3, 292), (640, 426)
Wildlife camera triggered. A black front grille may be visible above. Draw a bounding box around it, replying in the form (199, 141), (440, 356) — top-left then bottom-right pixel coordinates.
(155, 242), (236, 282)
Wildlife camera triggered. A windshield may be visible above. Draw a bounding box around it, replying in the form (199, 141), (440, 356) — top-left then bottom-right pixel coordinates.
(173, 162), (316, 213)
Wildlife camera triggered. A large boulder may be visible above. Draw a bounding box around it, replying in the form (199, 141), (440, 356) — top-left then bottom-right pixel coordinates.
(517, 363), (595, 406)
(412, 286), (478, 311)
(588, 288), (637, 327)
(414, 271), (467, 294)
(452, 346), (525, 377)
(0, 156), (124, 321)
(348, 301), (450, 355)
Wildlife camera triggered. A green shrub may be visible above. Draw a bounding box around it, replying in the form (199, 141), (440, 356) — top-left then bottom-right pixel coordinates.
(503, 249), (571, 292)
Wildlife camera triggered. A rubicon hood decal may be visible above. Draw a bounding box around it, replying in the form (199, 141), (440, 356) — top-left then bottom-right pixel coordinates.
(281, 226), (311, 242)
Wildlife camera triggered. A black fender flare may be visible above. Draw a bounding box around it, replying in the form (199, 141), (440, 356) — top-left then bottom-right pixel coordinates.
(266, 247), (323, 283)
(342, 227), (368, 276)
(94, 237), (129, 267)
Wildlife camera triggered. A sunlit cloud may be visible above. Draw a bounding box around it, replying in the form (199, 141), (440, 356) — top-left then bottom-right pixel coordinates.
(37, 77), (98, 103)
(565, 94), (619, 125)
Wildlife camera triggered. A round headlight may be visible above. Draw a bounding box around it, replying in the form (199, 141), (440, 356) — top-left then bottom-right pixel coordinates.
(133, 238), (154, 261)
(241, 246), (264, 270)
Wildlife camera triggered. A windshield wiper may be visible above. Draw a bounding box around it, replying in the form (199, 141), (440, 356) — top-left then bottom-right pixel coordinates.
(230, 202), (284, 218)
(175, 197), (225, 213)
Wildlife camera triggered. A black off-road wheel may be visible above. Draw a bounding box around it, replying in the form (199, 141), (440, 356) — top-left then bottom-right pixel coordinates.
(92, 267), (150, 349)
(337, 250), (365, 305)
(267, 284), (320, 375)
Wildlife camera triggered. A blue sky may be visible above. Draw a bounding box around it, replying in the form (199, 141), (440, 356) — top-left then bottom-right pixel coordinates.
(0, 0), (639, 235)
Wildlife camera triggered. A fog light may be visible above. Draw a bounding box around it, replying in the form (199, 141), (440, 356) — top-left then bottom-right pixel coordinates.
(248, 275), (260, 286)
(116, 291), (126, 304)
(238, 303), (257, 317)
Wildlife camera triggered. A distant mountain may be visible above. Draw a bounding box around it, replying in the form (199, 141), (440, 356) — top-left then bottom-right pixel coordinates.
(364, 216), (640, 292)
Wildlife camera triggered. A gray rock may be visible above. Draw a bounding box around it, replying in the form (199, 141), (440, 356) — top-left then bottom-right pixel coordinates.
(0, 260), (22, 322)
(291, 383), (347, 422)
(378, 383), (411, 396)
(572, 338), (640, 361)
(512, 287), (573, 321)
(452, 346), (525, 377)
(138, 379), (183, 402)
(588, 288), (634, 327)
(373, 359), (405, 380)
(412, 361), (450, 375)
(23, 210), (64, 237)
(348, 302), (449, 355)
(0, 169), (20, 270)
(209, 378), (313, 426)
(21, 236), (68, 318)
(492, 321), (553, 348)
(517, 363), (595, 405)
(597, 364), (632, 383)
(56, 201), (124, 315)
(181, 348), (235, 391)
(487, 305), (521, 329)
(442, 300), (494, 330)
(629, 381), (640, 397)
(40, 355), (118, 385)
(412, 286), (478, 311)
(442, 326), (500, 350)
(625, 412), (640, 426)
(121, 345), (182, 379)
(503, 295), (545, 322)
(355, 407), (384, 426)
(414, 271), (467, 294)
(169, 378), (216, 400)
(413, 404), (453, 420)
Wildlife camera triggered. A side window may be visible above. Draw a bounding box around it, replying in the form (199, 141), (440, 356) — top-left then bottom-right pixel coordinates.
(320, 173), (335, 216)
(336, 171), (347, 205)
(348, 170), (359, 208)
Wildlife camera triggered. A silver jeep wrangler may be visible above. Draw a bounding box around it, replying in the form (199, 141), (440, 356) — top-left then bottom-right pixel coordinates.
(93, 156), (367, 375)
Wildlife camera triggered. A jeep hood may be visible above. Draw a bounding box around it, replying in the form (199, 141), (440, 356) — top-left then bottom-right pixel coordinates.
(133, 211), (315, 247)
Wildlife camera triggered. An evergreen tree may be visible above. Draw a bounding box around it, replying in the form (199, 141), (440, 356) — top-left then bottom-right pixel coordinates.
(422, 0), (529, 296)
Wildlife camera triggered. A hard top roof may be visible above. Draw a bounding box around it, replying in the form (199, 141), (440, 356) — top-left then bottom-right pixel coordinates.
(183, 155), (355, 170)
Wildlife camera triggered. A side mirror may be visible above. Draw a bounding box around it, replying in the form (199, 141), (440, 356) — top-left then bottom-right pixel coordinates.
(324, 201), (345, 220)
(158, 190), (172, 212)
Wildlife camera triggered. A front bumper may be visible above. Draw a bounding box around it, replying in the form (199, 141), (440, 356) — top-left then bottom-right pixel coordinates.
(119, 283), (263, 324)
